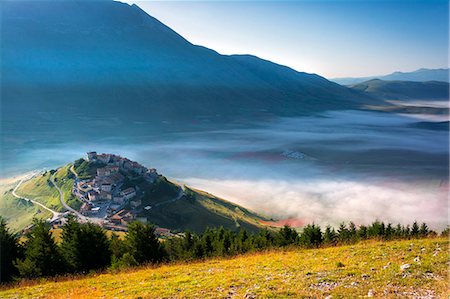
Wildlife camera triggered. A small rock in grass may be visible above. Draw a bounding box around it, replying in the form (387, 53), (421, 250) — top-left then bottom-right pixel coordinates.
(324, 296), (332, 299)
(433, 251), (439, 256)
(413, 257), (420, 262)
(350, 282), (358, 286)
(400, 264), (411, 271)
(367, 289), (374, 297)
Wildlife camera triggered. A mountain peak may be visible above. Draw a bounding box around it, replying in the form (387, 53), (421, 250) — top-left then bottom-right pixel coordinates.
(2, 0), (375, 135)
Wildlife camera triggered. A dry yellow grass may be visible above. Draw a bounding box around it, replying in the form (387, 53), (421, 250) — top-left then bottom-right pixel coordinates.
(1, 237), (448, 298)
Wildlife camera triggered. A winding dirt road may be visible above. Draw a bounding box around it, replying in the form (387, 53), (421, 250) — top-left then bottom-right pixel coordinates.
(49, 173), (89, 222)
(12, 175), (62, 222)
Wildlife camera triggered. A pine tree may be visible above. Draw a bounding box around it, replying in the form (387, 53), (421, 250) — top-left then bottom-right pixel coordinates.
(15, 219), (63, 278)
(403, 225), (411, 238)
(368, 220), (384, 239)
(276, 225), (298, 246)
(337, 223), (350, 243)
(348, 222), (357, 243)
(126, 222), (163, 264)
(411, 221), (420, 238)
(201, 229), (214, 257)
(221, 230), (234, 255)
(419, 223), (429, 237)
(110, 233), (127, 261)
(394, 224), (403, 238)
(236, 229), (250, 253)
(357, 225), (368, 240)
(254, 228), (274, 249)
(77, 222), (111, 271)
(299, 224), (323, 248)
(384, 223), (393, 240)
(60, 217), (111, 273)
(323, 225), (337, 246)
(59, 215), (81, 272)
(0, 217), (22, 282)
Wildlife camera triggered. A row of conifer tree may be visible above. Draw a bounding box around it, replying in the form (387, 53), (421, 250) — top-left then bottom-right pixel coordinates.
(0, 215), (446, 283)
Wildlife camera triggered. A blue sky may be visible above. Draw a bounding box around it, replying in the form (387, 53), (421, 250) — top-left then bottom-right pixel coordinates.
(123, 0), (449, 78)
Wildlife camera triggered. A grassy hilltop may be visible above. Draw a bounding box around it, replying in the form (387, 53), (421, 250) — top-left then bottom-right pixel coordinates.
(1, 156), (268, 233)
(1, 238), (447, 298)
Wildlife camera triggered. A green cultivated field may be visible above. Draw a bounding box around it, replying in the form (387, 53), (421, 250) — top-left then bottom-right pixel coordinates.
(1, 238), (447, 298)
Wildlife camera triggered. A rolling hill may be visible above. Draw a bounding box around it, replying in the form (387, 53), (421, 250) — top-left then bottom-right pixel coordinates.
(331, 68), (449, 85)
(0, 179), (51, 232)
(1, 0), (378, 140)
(349, 79), (449, 101)
(0, 238), (447, 298)
(5, 154), (268, 233)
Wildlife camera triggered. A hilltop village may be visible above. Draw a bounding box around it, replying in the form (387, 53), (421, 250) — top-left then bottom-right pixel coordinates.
(15, 152), (267, 237)
(71, 152), (173, 234)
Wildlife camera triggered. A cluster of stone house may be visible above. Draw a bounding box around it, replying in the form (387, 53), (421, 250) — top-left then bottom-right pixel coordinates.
(86, 152), (156, 176)
(75, 152), (158, 216)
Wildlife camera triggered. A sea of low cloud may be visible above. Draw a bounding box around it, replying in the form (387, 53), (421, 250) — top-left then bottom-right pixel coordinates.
(2, 110), (448, 229)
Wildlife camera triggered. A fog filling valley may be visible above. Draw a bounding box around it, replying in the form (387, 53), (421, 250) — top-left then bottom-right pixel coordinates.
(2, 110), (448, 229)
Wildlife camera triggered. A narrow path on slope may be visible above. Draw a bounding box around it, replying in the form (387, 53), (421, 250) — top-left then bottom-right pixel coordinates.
(69, 165), (78, 178)
(153, 185), (185, 208)
(12, 175), (62, 222)
(49, 173), (88, 222)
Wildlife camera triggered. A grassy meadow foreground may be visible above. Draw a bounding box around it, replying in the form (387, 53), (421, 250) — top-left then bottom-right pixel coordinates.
(1, 238), (448, 298)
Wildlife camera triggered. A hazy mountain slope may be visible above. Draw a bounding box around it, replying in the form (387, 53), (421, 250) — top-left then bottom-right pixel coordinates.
(1, 0), (376, 136)
(331, 68), (449, 85)
(349, 79), (449, 101)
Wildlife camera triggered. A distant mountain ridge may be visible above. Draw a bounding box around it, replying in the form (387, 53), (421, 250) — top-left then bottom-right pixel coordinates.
(332, 68), (449, 85)
(349, 79), (449, 101)
(1, 0), (379, 139)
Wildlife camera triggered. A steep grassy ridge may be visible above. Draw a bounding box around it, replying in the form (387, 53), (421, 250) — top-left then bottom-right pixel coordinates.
(142, 187), (268, 233)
